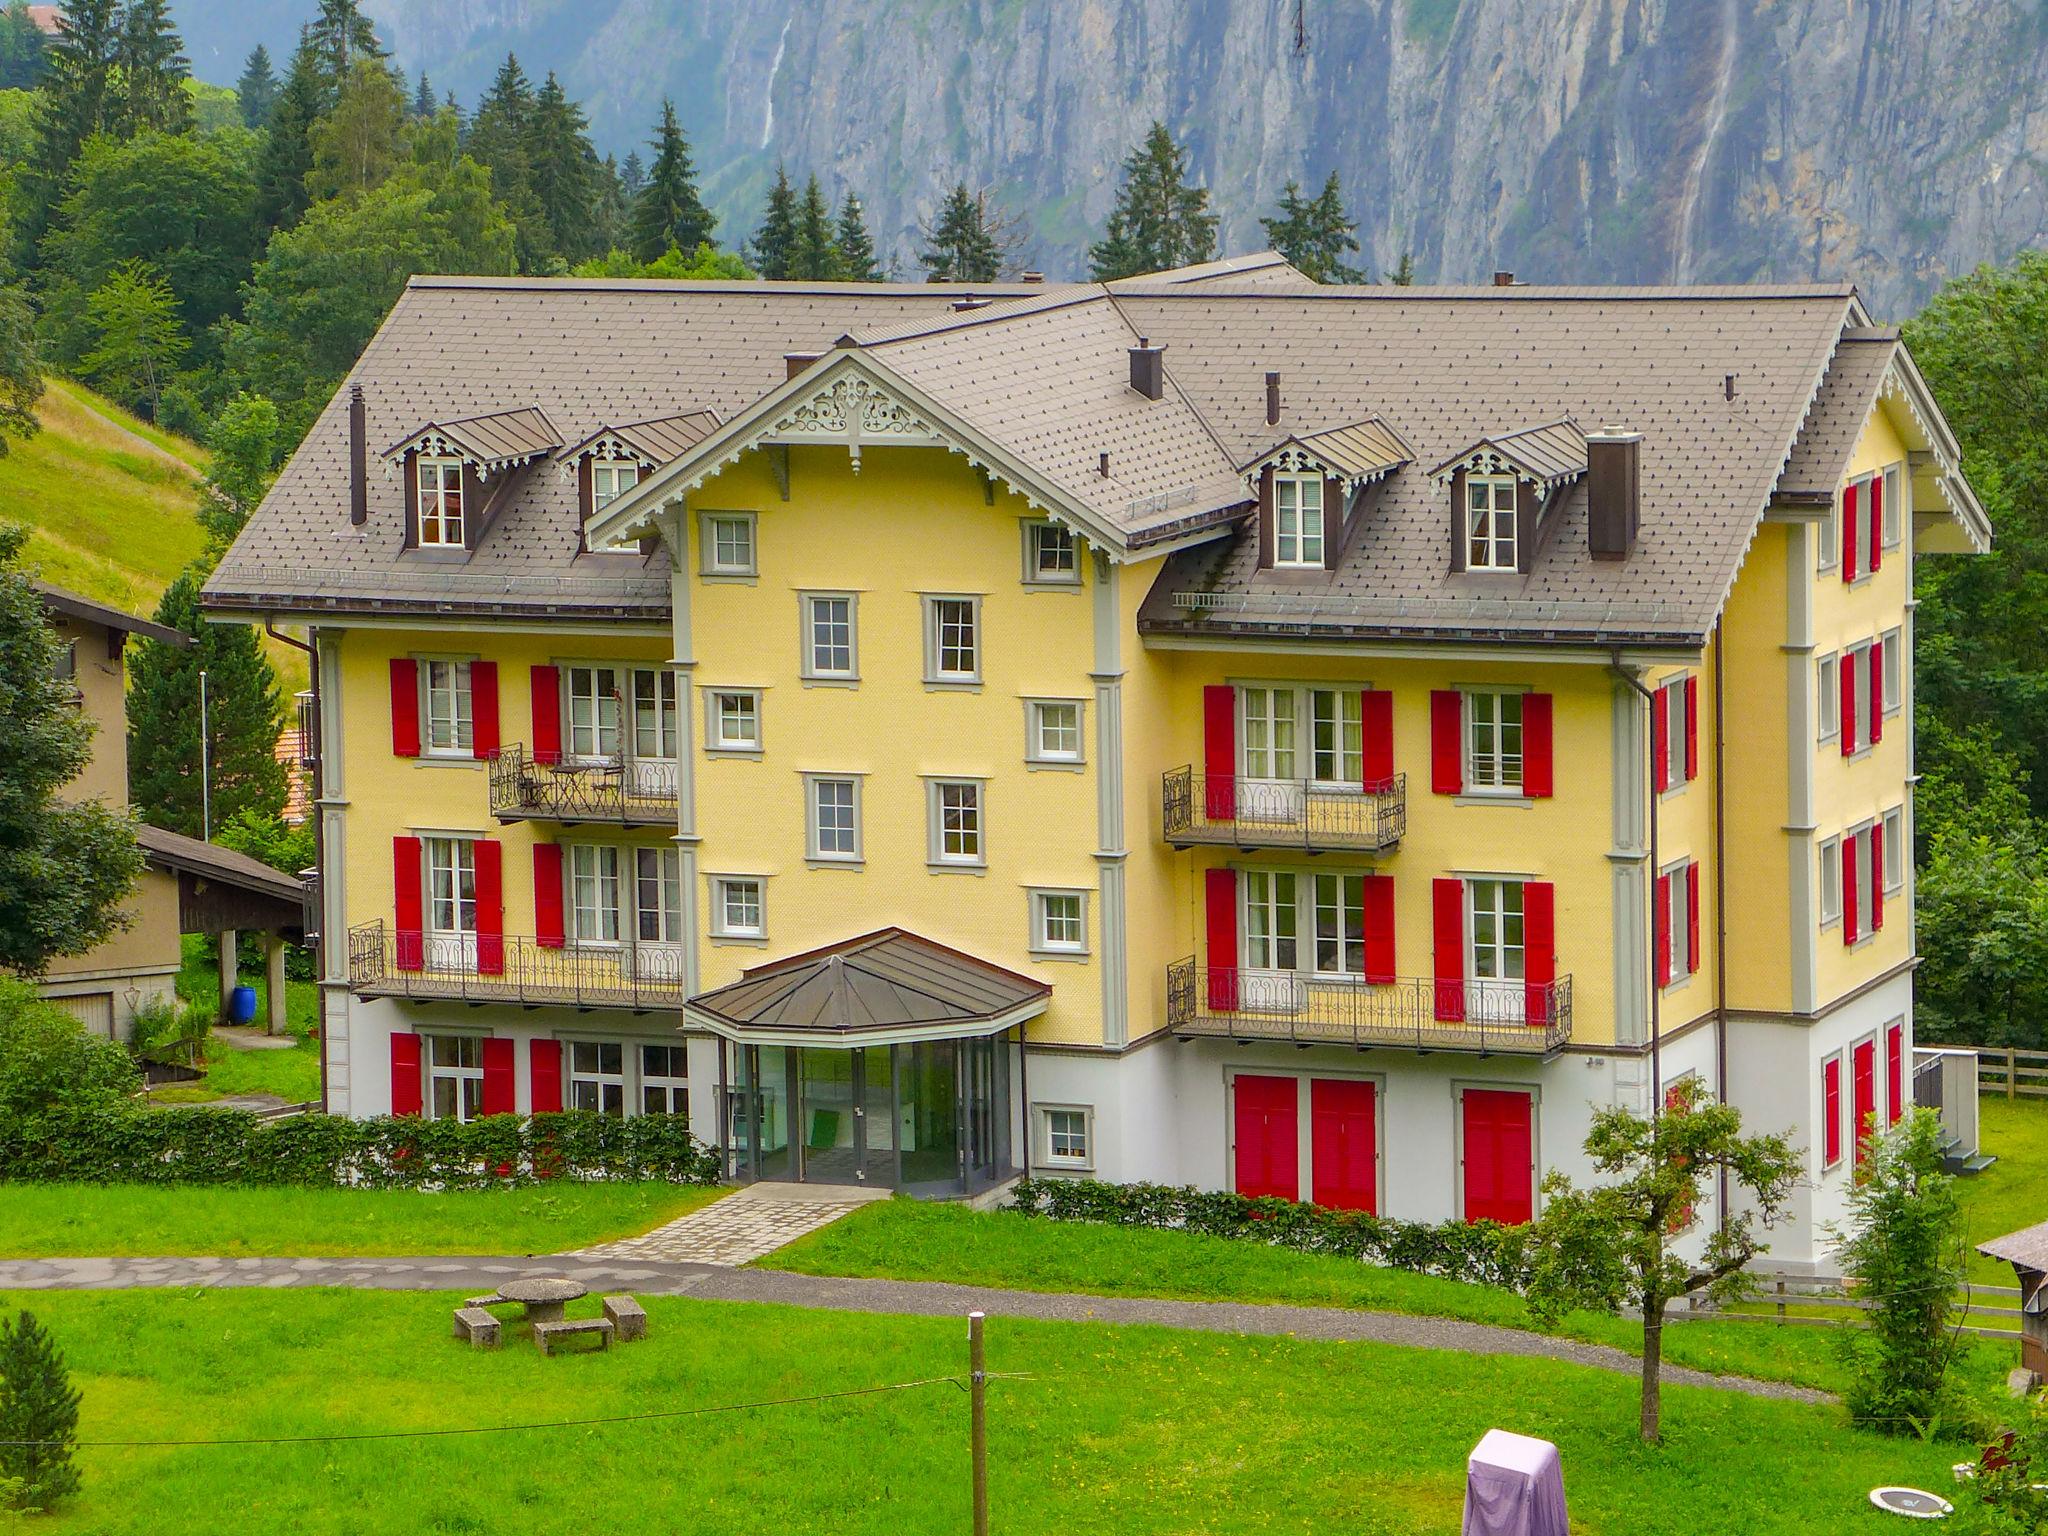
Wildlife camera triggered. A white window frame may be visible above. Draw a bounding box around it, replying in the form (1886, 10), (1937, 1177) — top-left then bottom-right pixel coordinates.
(1036, 1104), (1094, 1170)
(1464, 688), (1525, 794)
(1847, 473), (1877, 581)
(1819, 835), (1842, 928)
(701, 511), (757, 577)
(564, 664), (625, 761)
(1310, 870), (1367, 979)
(1817, 653), (1840, 742)
(589, 458), (641, 514)
(1658, 675), (1688, 789)
(1882, 464), (1904, 550)
(567, 1039), (628, 1117)
(424, 835), (477, 939)
(1881, 627), (1902, 718)
(1844, 639), (1874, 754)
(416, 457), (465, 547)
(1025, 698), (1085, 766)
(805, 774), (861, 863)
(1236, 867), (1371, 981)
(923, 595), (982, 685)
(1241, 869), (1299, 973)
(710, 874), (765, 940)
(1882, 807), (1905, 896)
(420, 658), (473, 758)
(1465, 474), (1519, 573)
(1467, 878), (1526, 986)
(633, 847), (684, 945)
(1852, 819), (1878, 937)
(705, 688), (763, 755)
(800, 593), (858, 682)
(1273, 473), (1325, 568)
(1022, 520), (1081, 586)
(1239, 685), (1299, 782)
(927, 778), (986, 868)
(566, 843), (622, 946)
(628, 666), (678, 761)
(1660, 857), (1693, 985)
(1029, 889), (1089, 956)
(425, 1032), (485, 1122)
(639, 1043), (690, 1119)
(1818, 489), (1839, 570)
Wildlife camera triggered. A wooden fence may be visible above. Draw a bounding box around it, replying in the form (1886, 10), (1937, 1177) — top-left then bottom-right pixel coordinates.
(1686, 1271), (2023, 1341)
(1961, 1045), (2048, 1099)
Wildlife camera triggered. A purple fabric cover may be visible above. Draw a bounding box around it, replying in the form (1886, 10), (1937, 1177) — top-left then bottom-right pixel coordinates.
(1462, 1429), (1570, 1536)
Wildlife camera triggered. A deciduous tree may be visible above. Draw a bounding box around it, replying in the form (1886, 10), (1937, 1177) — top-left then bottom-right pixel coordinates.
(78, 259), (186, 418)
(0, 1), (47, 90)
(305, 55), (405, 200)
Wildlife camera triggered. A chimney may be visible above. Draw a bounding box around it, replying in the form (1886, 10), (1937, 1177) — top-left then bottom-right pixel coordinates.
(1265, 370), (1281, 426)
(1586, 428), (1641, 561)
(1493, 270), (1516, 287)
(348, 384), (367, 526)
(951, 293), (991, 312)
(1099, 452), (1111, 478)
(785, 351), (821, 381)
(1021, 270), (1046, 284)
(1128, 338), (1165, 401)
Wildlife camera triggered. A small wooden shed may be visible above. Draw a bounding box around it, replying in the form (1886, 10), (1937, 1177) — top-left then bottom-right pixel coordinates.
(1978, 1221), (2048, 1378)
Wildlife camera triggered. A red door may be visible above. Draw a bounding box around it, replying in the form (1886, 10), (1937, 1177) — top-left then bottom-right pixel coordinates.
(1233, 1075), (1298, 1200)
(1852, 1040), (1876, 1165)
(1462, 1089), (1534, 1225)
(1310, 1078), (1377, 1212)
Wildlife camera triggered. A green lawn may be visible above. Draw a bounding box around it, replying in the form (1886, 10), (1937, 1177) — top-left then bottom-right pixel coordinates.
(0, 1182), (723, 1258)
(155, 941), (322, 1105)
(1962, 1095), (2048, 1285)
(10, 1288), (1970, 1535)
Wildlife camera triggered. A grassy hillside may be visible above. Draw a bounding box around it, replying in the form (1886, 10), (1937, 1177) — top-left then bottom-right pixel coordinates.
(0, 377), (208, 614)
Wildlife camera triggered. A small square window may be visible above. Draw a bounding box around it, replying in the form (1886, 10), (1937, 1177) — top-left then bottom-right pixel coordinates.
(702, 513), (757, 576)
(1027, 699), (1084, 764)
(928, 779), (985, 866)
(801, 594), (857, 680)
(707, 689), (761, 753)
(1274, 474), (1325, 567)
(1024, 521), (1080, 584)
(1039, 1105), (1092, 1168)
(1031, 890), (1088, 954)
(924, 596), (981, 684)
(1882, 808), (1905, 895)
(1817, 655), (1839, 742)
(712, 876), (764, 938)
(1819, 836), (1842, 927)
(806, 775), (861, 862)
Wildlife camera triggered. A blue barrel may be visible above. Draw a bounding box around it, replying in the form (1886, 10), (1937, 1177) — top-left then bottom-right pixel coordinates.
(227, 985), (258, 1025)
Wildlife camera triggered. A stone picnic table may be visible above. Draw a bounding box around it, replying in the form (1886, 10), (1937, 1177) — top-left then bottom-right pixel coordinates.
(484, 1275), (588, 1324)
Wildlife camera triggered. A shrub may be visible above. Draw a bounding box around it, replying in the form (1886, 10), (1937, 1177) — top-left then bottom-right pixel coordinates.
(125, 995), (182, 1053)
(0, 1310), (80, 1512)
(0, 981), (139, 1116)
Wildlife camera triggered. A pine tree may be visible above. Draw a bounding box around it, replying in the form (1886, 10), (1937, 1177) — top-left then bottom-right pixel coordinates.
(749, 163), (797, 279)
(0, 1311), (81, 1512)
(590, 153), (625, 252)
(523, 71), (598, 264)
(835, 191), (884, 281)
(27, 0), (123, 236)
(410, 70), (434, 119)
(465, 54), (546, 267)
(625, 99), (713, 263)
(126, 565), (287, 838)
(305, 0), (380, 85)
(1259, 172), (1365, 283)
(917, 182), (1009, 283)
(788, 173), (841, 280)
(0, 1), (48, 91)
(235, 43), (277, 128)
(252, 33), (324, 234)
(1088, 121), (1217, 280)
(1388, 249), (1415, 286)
(112, 0), (191, 136)
(618, 150), (644, 199)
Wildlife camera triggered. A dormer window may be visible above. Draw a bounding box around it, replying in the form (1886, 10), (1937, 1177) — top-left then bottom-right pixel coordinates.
(417, 459), (465, 547)
(590, 459), (641, 512)
(1466, 475), (1518, 572)
(1274, 474), (1324, 567)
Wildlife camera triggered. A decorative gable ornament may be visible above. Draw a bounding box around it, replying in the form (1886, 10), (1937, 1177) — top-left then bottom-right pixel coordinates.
(555, 435), (657, 485)
(1240, 418), (1415, 495)
(769, 374), (941, 473)
(380, 406), (562, 482)
(1427, 419), (1590, 492)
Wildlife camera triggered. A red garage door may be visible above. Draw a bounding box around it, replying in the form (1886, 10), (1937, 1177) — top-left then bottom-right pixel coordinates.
(1311, 1079), (1377, 1212)
(1233, 1075), (1298, 1200)
(1462, 1089), (1533, 1225)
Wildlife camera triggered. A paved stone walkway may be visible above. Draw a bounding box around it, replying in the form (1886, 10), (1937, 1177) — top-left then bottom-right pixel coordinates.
(0, 1253), (1827, 1404)
(568, 1182), (892, 1266)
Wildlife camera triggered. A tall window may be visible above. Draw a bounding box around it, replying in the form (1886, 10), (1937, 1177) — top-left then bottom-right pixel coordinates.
(590, 459), (640, 512)
(416, 459), (464, 546)
(926, 597), (980, 683)
(426, 1034), (483, 1121)
(1309, 689), (1362, 783)
(1818, 654), (1840, 742)
(425, 837), (476, 935)
(568, 1041), (626, 1115)
(1881, 627), (1903, 718)
(641, 1044), (689, 1118)
(930, 780), (985, 865)
(1466, 476), (1518, 571)
(1468, 879), (1525, 984)
(1243, 871), (1298, 970)
(635, 848), (683, 943)
(1819, 835), (1842, 927)
(1466, 690), (1524, 792)
(1313, 873), (1365, 977)
(1882, 464), (1904, 548)
(568, 844), (621, 944)
(423, 660), (472, 755)
(803, 594), (857, 679)
(808, 776), (860, 861)
(566, 665), (623, 759)
(630, 668), (678, 759)
(1241, 687), (1298, 780)
(1660, 860), (1694, 981)
(1658, 676), (1688, 787)
(1274, 475), (1324, 567)
(1882, 808), (1905, 895)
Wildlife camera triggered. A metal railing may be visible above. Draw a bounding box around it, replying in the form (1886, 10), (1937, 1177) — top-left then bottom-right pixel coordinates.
(487, 743), (679, 826)
(1161, 767), (1406, 852)
(1165, 958), (1572, 1056)
(348, 920), (688, 1012)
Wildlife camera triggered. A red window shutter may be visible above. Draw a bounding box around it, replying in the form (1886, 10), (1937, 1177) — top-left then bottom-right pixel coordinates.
(1432, 878), (1465, 1022)
(1869, 474), (1883, 574)
(474, 839), (504, 975)
(392, 836), (424, 970)
(1202, 685), (1237, 821)
(1853, 1040), (1876, 1165)
(530, 1038), (563, 1114)
(1654, 872), (1672, 988)
(1429, 691), (1463, 795)
(531, 665), (562, 764)
(533, 843), (565, 949)
(470, 660), (500, 758)
(390, 1031), (422, 1117)
(1360, 689), (1394, 792)
(1650, 685), (1670, 793)
(1523, 693), (1554, 798)
(1869, 825), (1884, 932)
(1886, 1022), (1903, 1125)
(1684, 675), (1699, 783)
(1523, 881), (1555, 1023)
(1361, 873), (1395, 984)
(1842, 835), (1859, 945)
(1840, 655), (1856, 758)
(1841, 482), (1858, 583)
(388, 658), (420, 757)
(1823, 1056), (1842, 1165)
(1204, 867), (1239, 1011)
(480, 1037), (515, 1115)
(1686, 861), (1701, 975)
(1868, 642), (1884, 745)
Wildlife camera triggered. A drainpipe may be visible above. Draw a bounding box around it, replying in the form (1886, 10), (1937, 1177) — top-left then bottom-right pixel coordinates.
(1712, 616), (1730, 1230)
(265, 617), (325, 1112)
(1611, 653), (1661, 1121)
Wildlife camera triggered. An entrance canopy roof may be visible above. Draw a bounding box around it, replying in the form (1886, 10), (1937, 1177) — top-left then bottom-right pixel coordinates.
(682, 928), (1050, 1047)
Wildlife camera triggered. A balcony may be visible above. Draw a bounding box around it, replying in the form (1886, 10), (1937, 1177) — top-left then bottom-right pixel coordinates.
(1165, 958), (1572, 1057)
(348, 921), (687, 1012)
(488, 745), (678, 827)
(1162, 768), (1405, 853)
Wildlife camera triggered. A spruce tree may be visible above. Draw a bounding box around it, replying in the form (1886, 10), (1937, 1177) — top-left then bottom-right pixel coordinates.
(917, 182), (1008, 282)
(0, 1311), (81, 1512)
(410, 69), (434, 119)
(835, 191), (884, 281)
(749, 163), (797, 279)
(590, 153), (625, 252)
(1259, 172), (1365, 283)
(1388, 249), (1415, 286)
(0, 2), (46, 91)
(465, 54), (547, 267)
(252, 33), (324, 235)
(625, 99), (712, 263)
(235, 43), (277, 128)
(112, 0), (191, 136)
(523, 71), (598, 264)
(26, 0), (123, 238)
(126, 566), (287, 838)
(1087, 121), (1216, 280)
(788, 173), (841, 280)
(618, 149), (644, 199)
(306, 0), (380, 84)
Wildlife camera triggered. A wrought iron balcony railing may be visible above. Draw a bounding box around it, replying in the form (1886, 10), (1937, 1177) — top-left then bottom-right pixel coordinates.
(348, 920), (688, 1012)
(1161, 767), (1406, 853)
(487, 744), (679, 826)
(1165, 957), (1571, 1056)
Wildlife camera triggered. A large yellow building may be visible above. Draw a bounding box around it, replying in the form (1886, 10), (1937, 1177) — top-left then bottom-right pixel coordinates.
(205, 256), (1988, 1259)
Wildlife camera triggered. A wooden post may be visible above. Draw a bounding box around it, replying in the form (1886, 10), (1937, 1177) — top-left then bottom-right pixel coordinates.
(969, 1310), (988, 1536)
(2009, 1046), (2018, 1100)
(217, 927), (238, 1020)
(264, 934), (288, 1036)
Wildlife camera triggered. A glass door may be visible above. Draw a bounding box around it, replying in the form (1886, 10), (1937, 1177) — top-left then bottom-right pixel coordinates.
(798, 1049), (860, 1184)
(858, 1046), (897, 1186)
(1467, 879), (1526, 1023)
(1238, 687), (1302, 824)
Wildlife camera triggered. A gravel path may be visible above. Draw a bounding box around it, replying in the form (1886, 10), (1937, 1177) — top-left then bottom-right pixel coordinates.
(0, 1255), (1831, 1404)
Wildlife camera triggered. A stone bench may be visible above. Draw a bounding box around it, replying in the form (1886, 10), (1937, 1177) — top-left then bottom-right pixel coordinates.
(452, 1306), (501, 1350)
(533, 1317), (613, 1356)
(603, 1294), (647, 1342)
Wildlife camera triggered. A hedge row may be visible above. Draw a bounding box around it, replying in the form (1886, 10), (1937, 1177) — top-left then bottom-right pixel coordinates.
(1009, 1177), (1533, 1290)
(0, 1107), (722, 1189)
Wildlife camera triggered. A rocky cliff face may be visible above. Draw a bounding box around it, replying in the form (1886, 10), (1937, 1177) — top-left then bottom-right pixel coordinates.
(182, 0), (2048, 315)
